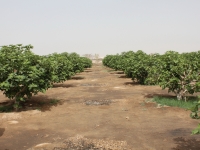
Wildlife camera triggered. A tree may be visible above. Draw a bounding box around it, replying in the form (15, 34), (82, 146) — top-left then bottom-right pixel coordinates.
(0, 44), (53, 109)
(146, 51), (200, 100)
(0, 44), (92, 110)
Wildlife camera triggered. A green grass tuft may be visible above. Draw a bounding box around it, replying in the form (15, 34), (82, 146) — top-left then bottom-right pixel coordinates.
(152, 96), (199, 109)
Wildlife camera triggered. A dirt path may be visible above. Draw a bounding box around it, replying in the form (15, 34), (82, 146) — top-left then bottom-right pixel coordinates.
(0, 63), (200, 150)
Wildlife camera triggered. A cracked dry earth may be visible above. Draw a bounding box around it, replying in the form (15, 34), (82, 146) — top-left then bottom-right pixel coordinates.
(1, 63), (200, 150)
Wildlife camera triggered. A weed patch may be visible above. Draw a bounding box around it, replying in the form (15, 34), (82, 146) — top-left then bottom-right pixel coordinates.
(152, 96), (199, 109)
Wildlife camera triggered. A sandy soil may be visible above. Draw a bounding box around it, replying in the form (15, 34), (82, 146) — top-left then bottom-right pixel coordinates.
(0, 63), (200, 150)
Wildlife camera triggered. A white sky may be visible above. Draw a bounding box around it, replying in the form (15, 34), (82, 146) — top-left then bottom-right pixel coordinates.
(0, 0), (200, 57)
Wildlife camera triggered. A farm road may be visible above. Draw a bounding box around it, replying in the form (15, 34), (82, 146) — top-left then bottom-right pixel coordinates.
(0, 63), (200, 150)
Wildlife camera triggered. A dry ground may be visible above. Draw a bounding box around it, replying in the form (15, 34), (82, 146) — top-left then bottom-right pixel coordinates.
(0, 63), (200, 150)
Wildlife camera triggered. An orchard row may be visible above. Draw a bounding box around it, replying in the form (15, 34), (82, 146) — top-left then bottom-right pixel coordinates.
(103, 50), (200, 101)
(103, 50), (200, 134)
(0, 44), (92, 109)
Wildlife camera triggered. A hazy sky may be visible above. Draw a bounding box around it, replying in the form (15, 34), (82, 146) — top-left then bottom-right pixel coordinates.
(1, 0), (200, 57)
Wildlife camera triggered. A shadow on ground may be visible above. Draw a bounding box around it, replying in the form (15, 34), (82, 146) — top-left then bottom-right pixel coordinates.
(53, 83), (77, 88)
(84, 70), (92, 72)
(145, 93), (198, 101)
(110, 71), (124, 74)
(124, 81), (140, 86)
(172, 137), (200, 150)
(118, 75), (128, 78)
(145, 93), (177, 99)
(0, 128), (5, 137)
(0, 95), (63, 113)
(70, 76), (85, 80)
